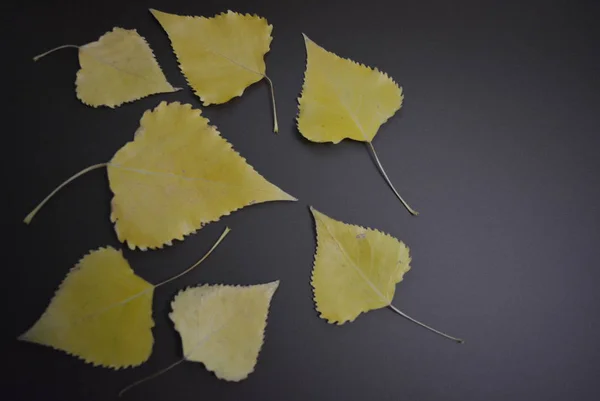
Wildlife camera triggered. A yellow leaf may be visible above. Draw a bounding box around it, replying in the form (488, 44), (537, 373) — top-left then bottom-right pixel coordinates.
(169, 282), (279, 381)
(151, 9), (279, 132)
(34, 28), (179, 108)
(108, 102), (294, 249)
(297, 35), (402, 144)
(23, 102), (295, 249)
(19, 247), (155, 368)
(310, 207), (463, 342)
(310, 207), (410, 324)
(298, 35), (418, 215)
(19, 228), (231, 369)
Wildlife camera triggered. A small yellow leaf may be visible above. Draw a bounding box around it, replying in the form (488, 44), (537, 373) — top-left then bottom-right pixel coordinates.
(108, 101), (295, 250)
(151, 9), (272, 106)
(75, 28), (179, 107)
(310, 207), (411, 324)
(297, 35), (403, 144)
(170, 282), (279, 381)
(19, 247), (154, 368)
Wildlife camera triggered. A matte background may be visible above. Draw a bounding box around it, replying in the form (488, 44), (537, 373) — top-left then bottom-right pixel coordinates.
(6, 0), (600, 400)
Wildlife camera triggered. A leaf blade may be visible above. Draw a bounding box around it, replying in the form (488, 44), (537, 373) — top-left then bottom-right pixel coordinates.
(297, 35), (403, 144)
(310, 207), (411, 324)
(151, 9), (272, 105)
(107, 101), (294, 250)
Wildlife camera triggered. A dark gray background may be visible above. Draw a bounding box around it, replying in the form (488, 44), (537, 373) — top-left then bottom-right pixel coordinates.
(6, 0), (600, 400)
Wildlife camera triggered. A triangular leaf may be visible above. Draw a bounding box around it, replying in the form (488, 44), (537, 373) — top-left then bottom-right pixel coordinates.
(119, 281), (278, 394)
(108, 102), (294, 249)
(297, 35), (402, 144)
(297, 35), (418, 215)
(151, 9), (279, 132)
(310, 207), (410, 324)
(24, 102), (295, 249)
(34, 27), (179, 108)
(310, 207), (462, 342)
(19, 247), (155, 368)
(171, 282), (279, 381)
(19, 228), (230, 369)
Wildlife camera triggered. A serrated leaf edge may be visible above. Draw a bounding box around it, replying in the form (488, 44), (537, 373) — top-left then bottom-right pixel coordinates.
(309, 206), (411, 325)
(169, 281), (279, 381)
(296, 34), (404, 144)
(109, 101), (295, 251)
(150, 9), (273, 106)
(74, 27), (180, 109)
(17, 246), (155, 370)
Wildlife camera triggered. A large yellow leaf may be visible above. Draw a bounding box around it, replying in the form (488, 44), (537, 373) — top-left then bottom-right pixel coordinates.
(23, 102), (295, 249)
(150, 9), (279, 132)
(34, 27), (179, 108)
(310, 207), (410, 324)
(310, 207), (463, 342)
(298, 35), (418, 215)
(19, 228), (230, 369)
(108, 101), (294, 249)
(18, 247), (155, 368)
(170, 282), (279, 381)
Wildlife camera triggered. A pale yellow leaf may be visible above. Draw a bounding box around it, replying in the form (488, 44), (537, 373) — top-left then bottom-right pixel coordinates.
(23, 101), (295, 247)
(19, 228), (231, 370)
(18, 247), (154, 368)
(297, 35), (403, 144)
(151, 9), (272, 106)
(170, 282), (279, 381)
(310, 207), (411, 324)
(297, 36), (418, 216)
(108, 101), (295, 250)
(74, 27), (178, 107)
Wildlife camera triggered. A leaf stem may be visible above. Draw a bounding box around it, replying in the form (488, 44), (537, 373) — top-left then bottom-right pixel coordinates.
(264, 75), (279, 133)
(388, 304), (463, 343)
(33, 44), (80, 61)
(154, 227), (231, 288)
(367, 142), (419, 216)
(23, 163), (108, 224)
(119, 357), (186, 397)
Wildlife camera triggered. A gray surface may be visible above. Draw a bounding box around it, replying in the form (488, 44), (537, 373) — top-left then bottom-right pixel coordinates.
(7, 0), (600, 400)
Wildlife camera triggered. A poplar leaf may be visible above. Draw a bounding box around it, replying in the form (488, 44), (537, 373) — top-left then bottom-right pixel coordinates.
(18, 228), (230, 369)
(310, 207), (463, 343)
(19, 247), (155, 368)
(24, 102), (295, 250)
(310, 207), (410, 324)
(119, 281), (279, 395)
(150, 9), (280, 132)
(298, 35), (418, 215)
(170, 282), (279, 381)
(34, 27), (179, 108)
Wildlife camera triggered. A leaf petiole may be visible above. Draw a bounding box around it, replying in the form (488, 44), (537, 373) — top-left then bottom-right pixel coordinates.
(264, 75), (279, 133)
(154, 227), (231, 288)
(367, 142), (419, 216)
(119, 358), (186, 397)
(23, 163), (108, 224)
(33, 44), (80, 62)
(388, 304), (463, 343)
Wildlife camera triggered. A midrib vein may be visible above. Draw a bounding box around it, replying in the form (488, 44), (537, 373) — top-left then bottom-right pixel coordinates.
(109, 164), (276, 194)
(321, 67), (370, 142)
(81, 47), (169, 87)
(317, 215), (388, 304)
(206, 47), (264, 78)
